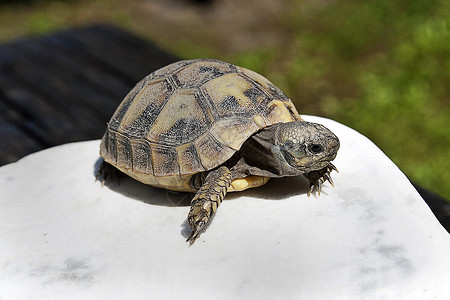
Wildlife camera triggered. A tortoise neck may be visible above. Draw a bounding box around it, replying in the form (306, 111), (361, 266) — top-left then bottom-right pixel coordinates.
(227, 122), (303, 178)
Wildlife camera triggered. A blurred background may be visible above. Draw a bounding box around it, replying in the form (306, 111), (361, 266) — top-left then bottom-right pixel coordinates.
(0, 0), (449, 201)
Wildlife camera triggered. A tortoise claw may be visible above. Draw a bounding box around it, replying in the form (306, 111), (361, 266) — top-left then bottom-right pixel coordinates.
(305, 162), (338, 196)
(186, 222), (204, 245)
(323, 172), (334, 187)
(317, 178), (323, 196)
(329, 162), (339, 173)
(308, 178), (324, 196)
(307, 185), (314, 197)
(186, 207), (209, 245)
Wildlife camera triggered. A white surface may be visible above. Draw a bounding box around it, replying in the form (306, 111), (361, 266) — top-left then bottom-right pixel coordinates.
(1, 116), (449, 300)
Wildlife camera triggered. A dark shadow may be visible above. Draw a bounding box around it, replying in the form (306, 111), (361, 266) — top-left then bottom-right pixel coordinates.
(93, 156), (316, 206)
(226, 175), (311, 201)
(180, 218), (191, 240)
(93, 157), (193, 207)
(179, 210), (218, 242)
(93, 157), (319, 242)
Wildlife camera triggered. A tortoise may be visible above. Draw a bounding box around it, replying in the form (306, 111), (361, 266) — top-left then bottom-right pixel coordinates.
(97, 59), (340, 244)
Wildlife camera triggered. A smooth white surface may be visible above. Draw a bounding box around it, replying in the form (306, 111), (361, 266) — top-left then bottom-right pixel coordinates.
(1, 116), (449, 300)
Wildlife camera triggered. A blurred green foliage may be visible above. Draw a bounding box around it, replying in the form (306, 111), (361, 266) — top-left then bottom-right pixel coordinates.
(228, 0), (450, 199)
(0, 0), (448, 199)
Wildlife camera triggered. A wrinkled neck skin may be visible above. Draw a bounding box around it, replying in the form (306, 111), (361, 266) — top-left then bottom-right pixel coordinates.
(229, 121), (340, 179)
(259, 125), (304, 176)
(230, 123), (303, 178)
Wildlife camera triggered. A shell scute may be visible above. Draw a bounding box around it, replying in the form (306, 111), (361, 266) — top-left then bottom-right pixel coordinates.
(176, 143), (204, 175)
(151, 60), (191, 79)
(237, 66), (290, 102)
(101, 129), (117, 165)
(194, 133), (235, 170)
(130, 140), (153, 174)
(147, 88), (211, 145)
(265, 100), (297, 124)
(108, 78), (148, 131)
(174, 60), (235, 88)
(151, 145), (179, 177)
(118, 78), (175, 138)
(210, 117), (260, 150)
(202, 73), (264, 118)
(116, 133), (132, 169)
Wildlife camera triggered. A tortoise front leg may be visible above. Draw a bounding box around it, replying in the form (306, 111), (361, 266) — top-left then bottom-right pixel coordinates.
(304, 162), (338, 196)
(187, 166), (232, 244)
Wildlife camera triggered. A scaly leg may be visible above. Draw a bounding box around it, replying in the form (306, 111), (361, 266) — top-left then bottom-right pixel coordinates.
(95, 159), (122, 186)
(187, 166), (232, 244)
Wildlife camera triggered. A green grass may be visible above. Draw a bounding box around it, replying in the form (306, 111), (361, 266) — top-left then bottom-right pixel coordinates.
(0, 0), (449, 199)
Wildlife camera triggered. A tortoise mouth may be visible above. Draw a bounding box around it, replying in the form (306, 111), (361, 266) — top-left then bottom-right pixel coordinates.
(306, 160), (332, 172)
(285, 152), (335, 173)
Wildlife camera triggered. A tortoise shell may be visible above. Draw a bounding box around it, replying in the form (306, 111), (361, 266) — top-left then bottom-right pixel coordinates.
(100, 59), (302, 192)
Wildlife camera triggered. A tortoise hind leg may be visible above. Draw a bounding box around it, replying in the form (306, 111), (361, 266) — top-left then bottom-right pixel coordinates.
(187, 166), (232, 244)
(95, 159), (122, 186)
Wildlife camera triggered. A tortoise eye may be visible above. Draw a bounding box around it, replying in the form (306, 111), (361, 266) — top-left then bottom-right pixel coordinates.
(309, 144), (323, 154)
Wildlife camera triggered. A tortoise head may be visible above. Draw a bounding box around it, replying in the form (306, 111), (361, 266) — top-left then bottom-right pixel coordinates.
(275, 121), (340, 173)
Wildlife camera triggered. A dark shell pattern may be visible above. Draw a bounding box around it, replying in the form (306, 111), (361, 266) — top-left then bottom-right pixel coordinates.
(100, 59), (302, 190)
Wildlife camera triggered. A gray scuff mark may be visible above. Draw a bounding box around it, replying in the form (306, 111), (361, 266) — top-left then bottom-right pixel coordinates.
(338, 188), (385, 224)
(357, 232), (415, 292)
(338, 189), (416, 293)
(28, 257), (102, 286)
